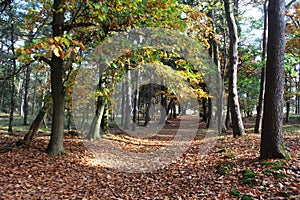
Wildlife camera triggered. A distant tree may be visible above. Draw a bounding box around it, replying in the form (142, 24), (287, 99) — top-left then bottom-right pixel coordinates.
(260, 0), (287, 159)
(255, 0), (268, 133)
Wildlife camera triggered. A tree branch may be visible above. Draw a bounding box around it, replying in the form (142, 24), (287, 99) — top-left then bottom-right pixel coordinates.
(286, 0), (297, 9)
(39, 56), (53, 67)
(63, 22), (96, 32)
(0, 60), (34, 81)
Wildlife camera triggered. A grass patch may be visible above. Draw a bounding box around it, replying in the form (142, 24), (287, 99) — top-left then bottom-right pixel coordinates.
(224, 153), (236, 158)
(278, 192), (291, 198)
(231, 190), (252, 200)
(261, 161), (286, 179)
(261, 161), (284, 170)
(216, 161), (236, 175)
(216, 149), (226, 153)
(240, 169), (258, 185)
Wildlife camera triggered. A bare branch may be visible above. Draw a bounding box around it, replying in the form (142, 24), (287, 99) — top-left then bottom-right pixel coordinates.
(286, 0), (297, 9)
(0, 60), (33, 81)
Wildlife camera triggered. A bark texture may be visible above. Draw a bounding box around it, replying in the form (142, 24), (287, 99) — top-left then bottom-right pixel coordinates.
(224, 0), (245, 137)
(22, 98), (52, 145)
(46, 0), (65, 155)
(260, 0), (287, 159)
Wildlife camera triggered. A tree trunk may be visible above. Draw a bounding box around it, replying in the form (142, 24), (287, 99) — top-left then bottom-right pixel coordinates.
(21, 97), (52, 145)
(144, 77), (154, 126)
(286, 100), (290, 123)
(8, 23), (17, 134)
(0, 86), (3, 113)
(202, 98), (207, 122)
(254, 0), (268, 134)
(167, 98), (174, 119)
(31, 73), (38, 115)
(222, 16), (229, 132)
(159, 85), (167, 124)
(100, 103), (110, 135)
(208, 8), (223, 132)
(88, 98), (106, 139)
(66, 107), (76, 130)
(296, 95), (300, 115)
(224, 0), (245, 137)
(0, 43), (3, 113)
(296, 66), (300, 114)
(124, 68), (132, 129)
(172, 103), (176, 118)
(132, 68), (140, 131)
(225, 95), (231, 130)
(260, 0), (287, 159)
(87, 104), (104, 140)
(121, 81), (126, 127)
(23, 65), (31, 125)
(88, 75), (107, 140)
(46, 0), (65, 155)
(206, 98), (212, 128)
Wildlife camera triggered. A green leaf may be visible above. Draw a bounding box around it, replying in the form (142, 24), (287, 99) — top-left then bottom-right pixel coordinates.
(94, 3), (101, 9)
(62, 38), (70, 47)
(102, 6), (108, 13)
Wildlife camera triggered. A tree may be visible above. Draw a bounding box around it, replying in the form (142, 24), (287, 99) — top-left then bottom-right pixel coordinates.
(17, 0), (184, 154)
(255, 0), (268, 133)
(224, 0), (245, 137)
(286, 2), (300, 115)
(260, 0), (287, 159)
(45, 0), (65, 155)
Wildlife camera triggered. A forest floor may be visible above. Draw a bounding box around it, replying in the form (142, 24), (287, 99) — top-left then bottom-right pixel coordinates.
(0, 115), (299, 199)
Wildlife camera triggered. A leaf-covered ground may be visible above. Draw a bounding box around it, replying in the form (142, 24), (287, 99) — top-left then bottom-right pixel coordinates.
(0, 117), (299, 199)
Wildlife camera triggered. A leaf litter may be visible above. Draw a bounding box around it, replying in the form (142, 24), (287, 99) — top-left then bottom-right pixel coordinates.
(0, 118), (299, 199)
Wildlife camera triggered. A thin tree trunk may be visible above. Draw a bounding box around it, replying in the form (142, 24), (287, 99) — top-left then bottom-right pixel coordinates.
(225, 95), (231, 130)
(260, 0), (287, 159)
(172, 103), (176, 118)
(132, 68), (140, 131)
(144, 76), (154, 126)
(124, 68), (132, 129)
(31, 73), (38, 115)
(101, 103), (110, 135)
(202, 98), (207, 122)
(297, 68), (300, 114)
(222, 16), (229, 132)
(66, 107), (76, 130)
(46, 0), (65, 155)
(296, 97), (300, 115)
(121, 81), (125, 127)
(254, 0), (268, 133)
(286, 100), (290, 123)
(0, 43), (3, 113)
(167, 98), (174, 119)
(224, 0), (245, 137)
(159, 84), (167, 124)
(0, 89), (3, 113)
(8, 23), (17, 134)
(206, 98), (212, 128)
(23, 65), (31, 125)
